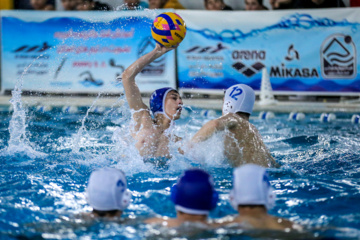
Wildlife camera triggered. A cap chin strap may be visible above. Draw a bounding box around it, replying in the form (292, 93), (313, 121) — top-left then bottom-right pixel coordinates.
(155, 111), (172, 121)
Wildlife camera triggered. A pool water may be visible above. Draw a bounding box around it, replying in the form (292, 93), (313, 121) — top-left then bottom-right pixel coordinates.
(0, 94), (360, 239)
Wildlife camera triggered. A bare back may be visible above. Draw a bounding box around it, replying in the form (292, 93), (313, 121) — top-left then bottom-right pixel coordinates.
(191, 113), (276, 167)
(222, 114), (276, 167)
(226, 214), (297, 231)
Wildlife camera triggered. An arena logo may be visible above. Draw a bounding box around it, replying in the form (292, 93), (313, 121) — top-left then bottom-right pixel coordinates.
(232, 61), (265, 77)
(185, 43), (227, 54)
(231, 50), (266, 77)
(321, 34), (356, 79)
(270, 45), (319, 78)
(138, 38), (165, 76)
(232, 50), (266, 60)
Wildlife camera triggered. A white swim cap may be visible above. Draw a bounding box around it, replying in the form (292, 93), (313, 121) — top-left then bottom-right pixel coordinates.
(87, 168), (132, 211)
(229, 164), (275, 210)
(223, 84), (255, 115)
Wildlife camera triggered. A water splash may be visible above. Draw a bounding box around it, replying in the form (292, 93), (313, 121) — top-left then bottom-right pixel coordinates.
(71, 93), (103, 154)
(3, 63), (47, 158)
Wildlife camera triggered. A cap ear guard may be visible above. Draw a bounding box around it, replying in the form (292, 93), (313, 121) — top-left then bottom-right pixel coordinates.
(229, 188), (238, 210)
(170, 184), (177, 204)
(262, 171), (275, 210)
(266, 187), (275, 210)
(118, 189), (132, 210)
(210, 191), (219, 210)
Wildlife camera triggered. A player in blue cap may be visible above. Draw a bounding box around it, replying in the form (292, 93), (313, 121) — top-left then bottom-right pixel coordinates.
(145, 168), (219, 227)
(121, 44), (183, 159)
(190, 84), (277, 168)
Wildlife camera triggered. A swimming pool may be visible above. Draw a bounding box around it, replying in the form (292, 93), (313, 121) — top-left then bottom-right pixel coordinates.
(0, 92), (360, 239)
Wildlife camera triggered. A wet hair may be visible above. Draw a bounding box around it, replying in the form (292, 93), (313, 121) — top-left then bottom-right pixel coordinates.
(238, 205), (266, 209)
(93, 209), (120, 217)
(236, 112), (250, 119)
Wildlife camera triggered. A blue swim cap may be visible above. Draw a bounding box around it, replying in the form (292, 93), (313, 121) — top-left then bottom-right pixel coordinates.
(149, 87), (177, 119)
(171, 169), (219, 215)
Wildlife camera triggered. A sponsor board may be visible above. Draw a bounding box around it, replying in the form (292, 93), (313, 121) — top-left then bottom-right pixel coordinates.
(1, 10), (176, 93)
(177, 9), (360, 95)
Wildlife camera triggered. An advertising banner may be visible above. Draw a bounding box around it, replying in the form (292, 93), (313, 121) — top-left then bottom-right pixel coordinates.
(1, 10), (176, 94)
(177, 9), (360, 95)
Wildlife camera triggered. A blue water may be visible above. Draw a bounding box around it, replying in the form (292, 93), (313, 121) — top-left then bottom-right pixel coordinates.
(0, 101), (360, 239)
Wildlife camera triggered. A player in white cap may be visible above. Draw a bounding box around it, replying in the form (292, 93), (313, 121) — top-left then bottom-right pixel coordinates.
(86, 168), (132, 218)
(190, 84), (277, 167)
(220, 164), (301, 230)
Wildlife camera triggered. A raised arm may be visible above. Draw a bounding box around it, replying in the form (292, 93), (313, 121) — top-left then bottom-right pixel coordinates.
(121, 44), (174, 111)
(191, 120), (220, 143)
(191, 114), (238, 144)
(191, 116), (235, 143)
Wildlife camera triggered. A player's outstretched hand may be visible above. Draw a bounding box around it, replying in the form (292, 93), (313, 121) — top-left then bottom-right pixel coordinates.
(154, 43), (177, 57)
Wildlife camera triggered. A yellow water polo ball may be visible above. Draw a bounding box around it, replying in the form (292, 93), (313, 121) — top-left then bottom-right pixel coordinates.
(151, 12), (187, 48)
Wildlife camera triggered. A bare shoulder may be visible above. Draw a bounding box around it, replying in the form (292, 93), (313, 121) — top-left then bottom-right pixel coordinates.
(274, 217), (302, 230)
(217, 114), (239, 129)
(145, 217), (165, 224)
(132, 109), (154, 129)
(145, 217), (181, 227)
(221, 113), (254, 131)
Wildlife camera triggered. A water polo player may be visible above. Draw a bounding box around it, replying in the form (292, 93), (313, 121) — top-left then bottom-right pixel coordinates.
(191, 84), (277, 167)
(121, 44), (183, 159)
(219, 164), (301, 231)
(145, 168), (219, 227)
(86, 168), (132, 219)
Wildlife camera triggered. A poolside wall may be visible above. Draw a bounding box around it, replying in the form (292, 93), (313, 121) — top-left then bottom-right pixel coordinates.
(1, 8), (360, 97)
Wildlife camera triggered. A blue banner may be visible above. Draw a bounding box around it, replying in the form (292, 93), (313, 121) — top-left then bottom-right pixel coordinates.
(177, 9), (360, 95)
(1, 10), (176, 93)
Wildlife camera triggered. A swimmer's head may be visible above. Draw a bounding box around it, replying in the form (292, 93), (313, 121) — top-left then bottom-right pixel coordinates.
(229, 164), (275, 210)
(87, 168), (132, 213)
(171, 169), (219, 215)
(150, 87), (182, 120)
(223, 84), (255, 116)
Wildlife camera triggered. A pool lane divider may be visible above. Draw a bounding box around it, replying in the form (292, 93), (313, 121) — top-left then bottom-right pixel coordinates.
(288, 112), (306, 121)
(319, 113), (336, 123)
(62, 106), (79, 114)
(258, 111), (275, 120)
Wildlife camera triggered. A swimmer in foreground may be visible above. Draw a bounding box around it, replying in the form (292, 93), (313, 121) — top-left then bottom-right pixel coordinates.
(121, 44), (183, 159)
(145, 169), (219, 227)
(86, 168), (132, 219)
(190, 84), (277, 168)
(217, 164), (301, 231)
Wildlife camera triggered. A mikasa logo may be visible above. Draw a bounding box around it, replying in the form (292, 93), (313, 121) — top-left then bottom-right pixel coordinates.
(270, 44), (319, 78)
(321, 34), (356, 79)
